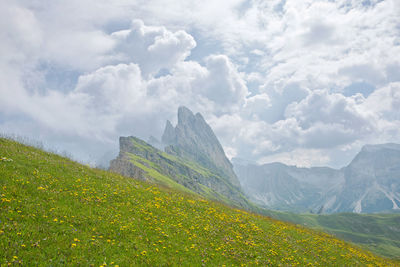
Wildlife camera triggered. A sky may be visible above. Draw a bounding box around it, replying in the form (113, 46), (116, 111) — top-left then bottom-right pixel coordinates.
(1, 0), (400, 168)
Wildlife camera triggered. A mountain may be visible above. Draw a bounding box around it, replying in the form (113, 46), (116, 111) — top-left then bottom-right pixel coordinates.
(0, 137), (396, 265)
(162, 106), (240, 188)
(234, 143), (400, 214)
(333, 143), (400, 213)
(110, 106), (250, 208)
(233, 161), (343, 213)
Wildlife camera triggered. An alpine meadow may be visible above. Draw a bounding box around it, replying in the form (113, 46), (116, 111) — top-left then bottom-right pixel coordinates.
(1, 138), (397, 266)
(1, 0), (400, 266)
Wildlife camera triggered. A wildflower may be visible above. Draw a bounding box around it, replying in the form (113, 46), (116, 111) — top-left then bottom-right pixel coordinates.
(71, 243), (77, 248)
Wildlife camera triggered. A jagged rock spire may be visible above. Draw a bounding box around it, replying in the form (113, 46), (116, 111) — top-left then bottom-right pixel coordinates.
(161, 106), (240, 187)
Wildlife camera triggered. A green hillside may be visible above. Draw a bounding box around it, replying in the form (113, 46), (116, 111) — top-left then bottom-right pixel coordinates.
(110, 136), (252, 209)
(0, 138), (397, 266)
(262, 209), (400, 260)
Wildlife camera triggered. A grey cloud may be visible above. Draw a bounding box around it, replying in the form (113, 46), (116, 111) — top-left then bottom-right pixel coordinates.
(285, 90), (370, 131)
(198, 55), (248, 112)
(338, 64), (386, 85)
(254, 84), (309, 123)
(302, 22), (336, 46)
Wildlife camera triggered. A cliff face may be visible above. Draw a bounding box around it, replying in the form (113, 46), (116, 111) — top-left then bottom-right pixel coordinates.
(110, 107), (250, 208)
(162, 106), (240, 188)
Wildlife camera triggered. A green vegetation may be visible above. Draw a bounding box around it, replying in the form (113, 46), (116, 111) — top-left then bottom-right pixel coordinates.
(262, 209), (400, 260)
(119, 137), (251, 208)
(0, 138), (398, 266)
(126, 152), (193, 194)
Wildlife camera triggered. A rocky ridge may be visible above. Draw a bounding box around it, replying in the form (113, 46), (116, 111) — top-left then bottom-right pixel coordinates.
(234, 144), (400, 214)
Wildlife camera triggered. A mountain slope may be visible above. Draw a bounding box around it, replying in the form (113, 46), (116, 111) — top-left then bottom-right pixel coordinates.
(110, 136), (250, 208)
(262, 209), (400, 259)
(0, 138), (396, 266)
(234, 143), (400, 214)
(110, 107), (249, 208)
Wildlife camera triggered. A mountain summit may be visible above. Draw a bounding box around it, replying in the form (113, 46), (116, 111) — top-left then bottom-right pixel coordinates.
(110, 106), (249, 208)
(162, 106), (240, 187)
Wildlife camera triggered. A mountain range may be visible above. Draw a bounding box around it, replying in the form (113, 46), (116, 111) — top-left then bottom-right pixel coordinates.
(234, 144), (400, 214)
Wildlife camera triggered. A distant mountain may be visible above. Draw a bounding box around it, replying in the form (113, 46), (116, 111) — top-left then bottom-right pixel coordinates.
(333, 143), (400, 213)
(110, 107), (251, 208)
(234, 143), (400, 214)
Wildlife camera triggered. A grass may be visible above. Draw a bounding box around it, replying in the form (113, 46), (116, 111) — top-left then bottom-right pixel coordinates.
(0, 138), (398, 266)
(121, 137), (251, 209)
(126, 152), (194, 194)
(262, 209), (400, 260)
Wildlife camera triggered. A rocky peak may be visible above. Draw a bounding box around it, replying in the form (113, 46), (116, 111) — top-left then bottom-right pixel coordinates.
(161, 120), (176, 145)
(161, 106), (240, 187)
(177, 106), (196, 126)
(349, 143), (400, 170)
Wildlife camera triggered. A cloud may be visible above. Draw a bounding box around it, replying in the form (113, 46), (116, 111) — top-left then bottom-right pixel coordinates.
(195, 55), (248, 112)
(362, 82), (400, 119)
(242, 93), (271, 120)
(1, 1), (400, 169)
(255, 0), (400, 91)
(0, 18), (249, 165)
(74, 63), (144, 116)
(285, 90), (370, 131)
(258, 148), (331, 167)
(112, 20), (196, 76)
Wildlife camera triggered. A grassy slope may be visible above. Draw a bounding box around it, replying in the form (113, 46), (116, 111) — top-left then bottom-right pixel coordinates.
(0, 138), (397, 266)
(262, 209), (400, 259)
(125, 137), (251, 208)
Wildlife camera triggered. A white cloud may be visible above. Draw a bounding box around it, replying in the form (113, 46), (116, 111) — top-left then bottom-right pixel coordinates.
(196, 55), (248, 112)
(285, 90), (370, 131)
(258, 148), (331, 168)
(112, 20), (196, 76)
(74, 63), (144, 115)
(1, 1), (400, 169)
(242, 93), (271, 120)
